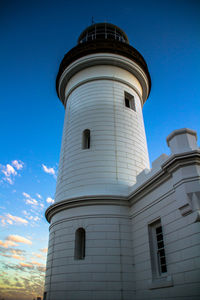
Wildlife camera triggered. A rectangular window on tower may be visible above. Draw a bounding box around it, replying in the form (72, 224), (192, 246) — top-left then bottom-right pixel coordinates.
(124, 91), (136, 111)
(148, 219), (167, 279)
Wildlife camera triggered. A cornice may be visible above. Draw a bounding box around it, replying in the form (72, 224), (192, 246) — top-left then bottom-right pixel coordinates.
(45, 195), (128, 223)
(161, 150), (200, 172)
(58, 52), (149, 106)
(128, 150), (200, 205)
(56, 40), (151, 104)
(45, 150), (200, 223)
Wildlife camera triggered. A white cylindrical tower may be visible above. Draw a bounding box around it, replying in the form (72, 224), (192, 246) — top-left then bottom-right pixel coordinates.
(44, 23), (151, 300)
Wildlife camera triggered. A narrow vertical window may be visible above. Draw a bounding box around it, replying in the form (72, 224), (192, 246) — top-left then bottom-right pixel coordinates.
(82, 129), (90, 149)
(74, 228), (85, 259)
(148, 219), (167, 278)
(124, 91), (136, 111)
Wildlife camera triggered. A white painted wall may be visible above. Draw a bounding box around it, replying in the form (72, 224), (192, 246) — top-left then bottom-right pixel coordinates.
(55, 64), (149, 202)
(129, 129), (200, 300)
(45, 205), (134, 300)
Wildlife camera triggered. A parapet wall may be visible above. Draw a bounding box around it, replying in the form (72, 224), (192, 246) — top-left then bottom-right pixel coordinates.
(132, 128), (199, 191)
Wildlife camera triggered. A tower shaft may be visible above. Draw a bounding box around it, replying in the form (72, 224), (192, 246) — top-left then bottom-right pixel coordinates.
(44, 23), (151, 300)
(55, 59), (149, 202)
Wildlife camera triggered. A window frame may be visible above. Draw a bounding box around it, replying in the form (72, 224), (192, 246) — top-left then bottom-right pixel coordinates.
(124, 91), (136, 111)
(148, 219), (167, 279)
(74, 227), (86, 260)
(82, 129), (90, 149)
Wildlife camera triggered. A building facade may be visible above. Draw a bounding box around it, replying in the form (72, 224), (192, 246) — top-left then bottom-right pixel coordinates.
(44, 23), (200, 300)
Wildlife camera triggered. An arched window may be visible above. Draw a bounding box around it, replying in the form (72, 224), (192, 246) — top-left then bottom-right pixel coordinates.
(74, 228), (85, 259)
(82, 129), (90, 149)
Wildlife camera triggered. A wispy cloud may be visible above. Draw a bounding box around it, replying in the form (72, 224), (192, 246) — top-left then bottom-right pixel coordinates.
(0, 247), (25, 255)
(36, 193), (42, 199)
(42, 164), (56, 178)
(28, 216), (40, 222)
(1, 261), (45, 298)
(46, 197), (54, 204)
(22, 211), (40, 222)
(1, 253), (25, 260)
(0, 240), (18, 248)
(3, 260), (46, 272)
(12, 254), (25, 260)
(0, 213), (28, 226)
(22, 192), (38, 206)
(12, 160), (24, 170)
(32, 253), (43, 259)
(25, 198), (38, 205)
(1, 164), (16, 184)
(20, 262), (34, 269)
(0, 246), (26, 260)
(7, 235), (32, 245)
(22, 192), (30, 198)
(0, 160), (24, 184)
(2, 164), (17, 177)
(31, 260), (44, 266)
(40, 248), (47, 254)
(31, 249), (48, 260)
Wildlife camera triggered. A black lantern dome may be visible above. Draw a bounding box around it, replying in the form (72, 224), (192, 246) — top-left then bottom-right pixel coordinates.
(56, 23), (151, 102)
(78, 23), (129, 44)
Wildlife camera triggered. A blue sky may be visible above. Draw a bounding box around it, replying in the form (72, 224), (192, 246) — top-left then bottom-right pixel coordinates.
(0, 0), (200, 299)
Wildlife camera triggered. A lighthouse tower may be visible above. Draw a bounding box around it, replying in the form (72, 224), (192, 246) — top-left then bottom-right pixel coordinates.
(44, 23), (151, 300)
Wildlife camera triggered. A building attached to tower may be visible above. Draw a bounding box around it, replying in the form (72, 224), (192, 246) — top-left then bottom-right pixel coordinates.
(44, 23), (200, 300)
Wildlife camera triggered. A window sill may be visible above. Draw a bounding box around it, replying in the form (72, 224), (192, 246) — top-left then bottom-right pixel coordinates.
(149, 275), (173, 290)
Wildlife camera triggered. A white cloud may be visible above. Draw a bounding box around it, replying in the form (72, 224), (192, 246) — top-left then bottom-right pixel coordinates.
(46, 197), (54, 204)
(1, 161), (24, 185)
(22, 192), (38, 206)
(7, 235), (32, 245)
(7, 214), (28, 225)
(1, 164), (17, 184)
(25, 198), (38, 206)
(22, 210), (40, 224)
(0, 214), (28, 226)
(22, 192), (30, 198)
(4, 177), (13, 185)
(36, 193), (42, 199)
(12, 160), (24, 170)
(2, 164), (17, 177)
(42, 164), (55, 175)
(0, 240), (18, 248)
